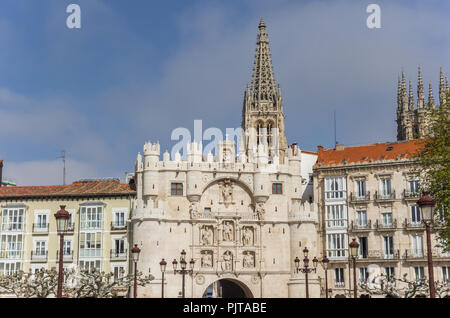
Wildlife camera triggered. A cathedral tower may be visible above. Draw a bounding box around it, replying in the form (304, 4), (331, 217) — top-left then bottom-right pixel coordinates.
(241, 18), (288, 163)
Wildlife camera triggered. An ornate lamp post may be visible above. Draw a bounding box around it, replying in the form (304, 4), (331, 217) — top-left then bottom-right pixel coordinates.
(173, 250), (195, 298)
(294, 247), (318, 298)
(131, 244), (141, 298)
(160, 258), (167, 298)
(417, 192), (436, 298)
(322, 256), (330, 298)
(54, 205), (70, 298)
(349, 238), (359, 298)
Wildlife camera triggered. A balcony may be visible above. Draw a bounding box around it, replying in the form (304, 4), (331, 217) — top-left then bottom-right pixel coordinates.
(79, 248), (102, 258)
(56, 250), (74, 262)
(403, 189), (421, 200)
(0, 250), (23, 260)
(111, 222), (127, 232)
(349, 220), (372, 232)
(374, 219), (397, 231)
(403, 219), (425, 231)
(325, 220), (347, 230)
(32, 223), (49, 234)
(349, 191), (371, 203)
(357, 249), (401, 262)
(404, 249), (450, 261)
(66, 222), (75, 233)
(375, 190), (396, 202)
(326, 249), (348, 261)
(31, 251), (48, 262)
(110, 249), (127, 261)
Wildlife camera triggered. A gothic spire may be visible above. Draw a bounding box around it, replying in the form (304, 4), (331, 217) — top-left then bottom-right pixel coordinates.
(401, 71), (408, 111)
(417, 66), (425, 109)
(397, 75), (401, 111)
(446, 75), (449, 93)
(251, 17), (277, 104)
(408, 80), (415, 111)
(428, 80), (435, 108)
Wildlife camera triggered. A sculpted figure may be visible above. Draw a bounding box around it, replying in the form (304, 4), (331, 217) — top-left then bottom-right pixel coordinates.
(255, 203), (265, 220)
(201, 252), (213, 268)
(223, 221), (234, 241)
(222, 251), (233, 271)
(242, 227), (253, 246)
(243, 251), (254, 268)
(189, 202), (198, 218)
(220, 179), (234, 207)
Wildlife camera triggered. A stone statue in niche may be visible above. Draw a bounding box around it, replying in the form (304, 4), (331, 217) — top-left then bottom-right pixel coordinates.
(255, 203), (265, 220)
(243, 251), (255, 268)
(242, 227), (254, 246)
(201, 251), (213, 268)
(189, 202), (199, 218)
(223, 221), (234, 241)
(201, 226), (214, 245)
(219, 179), (234, 207)
(222, 251), (233, 272)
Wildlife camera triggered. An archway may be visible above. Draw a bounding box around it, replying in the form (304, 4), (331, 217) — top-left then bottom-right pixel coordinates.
(202, 279), (254, 298)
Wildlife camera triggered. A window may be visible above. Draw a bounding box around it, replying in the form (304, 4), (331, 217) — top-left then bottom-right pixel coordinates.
(409, 180), (420, 194)
(113, 211), (126, 227)
(334, 268), (345, 287)
(79, 232), (102, 257)
(34, 241), (47, 256)
(113, 265), (126, 280)
(326, 205), (346, 228)
(326, 233), (347, 258)
(171, 183), (183, 196)
(35, 213), (48, 230)
(411, 206), (421, 225)
(0, 234), (23, 259)
(0, 262), (21, 275)
(79, 260), (101, 271)
(80, 206), (103, 230)
(356, 180), (366, 198)
(63, 240), (72, 255)
(267, 122), (273, 146)
(359, 267), (369, 283)
(382, 212), (393, 226)
(1, 208), (25, 231)
(325, 177), (345, 199)
(114, 239), (125, 254)
(414, 266), (425, 281)
(385, 267), (395, 281)
(380, 178), (391, 196)
(358, 237), (368, 259)
(272, 183), (283, 194)
(204, 208), (211, 215)
(383, 236), (394, 258)
(442, 266), (450, 284)
(357, 210), (367, 227)
(412, 235), (424, 256)
(67, 212), (74, 230)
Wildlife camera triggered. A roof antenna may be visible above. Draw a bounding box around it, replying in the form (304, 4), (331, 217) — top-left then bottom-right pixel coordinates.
(334, 110), (338, 148)
(57, 150), (66, 185)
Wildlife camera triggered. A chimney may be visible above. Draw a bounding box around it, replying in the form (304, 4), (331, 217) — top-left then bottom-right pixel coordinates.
(336, 144), (345, 151)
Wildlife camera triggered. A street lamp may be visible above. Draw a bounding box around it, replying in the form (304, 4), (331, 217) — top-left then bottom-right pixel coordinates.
(322, 256), (330, 298)
(160, 259), (167, 298)
(417, 191), (436, 298)
(54, 205), (70, 298)
(349, 238), (359, 298)
(131, 244), (141, 298)
(294, 247), (318, 298)
(173, 250), (195, 298)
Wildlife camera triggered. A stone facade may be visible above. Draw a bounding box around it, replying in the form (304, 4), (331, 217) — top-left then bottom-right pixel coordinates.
(131, 19), (321, 298)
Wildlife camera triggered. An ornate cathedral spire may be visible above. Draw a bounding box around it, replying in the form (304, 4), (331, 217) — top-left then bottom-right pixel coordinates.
(417, 66), (425, 109)
(408, 80), (415, 111)
(428, 80), (435, 108)
(446, 75), (449, 93)
(439, 67), (446, 106)
(397, 75), (401, 111)
(251, 17), (277, 105)
(401, 71), (408, 111)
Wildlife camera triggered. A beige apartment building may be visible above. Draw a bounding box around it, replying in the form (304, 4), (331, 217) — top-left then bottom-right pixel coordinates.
(0, 179), (135, 279)
(314, 140), (450, 297)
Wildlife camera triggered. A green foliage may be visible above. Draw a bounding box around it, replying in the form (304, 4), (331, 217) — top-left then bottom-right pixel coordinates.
(416, 92), (450, 252)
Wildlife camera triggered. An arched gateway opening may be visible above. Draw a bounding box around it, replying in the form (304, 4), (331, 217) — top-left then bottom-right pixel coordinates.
(202, 279), (253, 298)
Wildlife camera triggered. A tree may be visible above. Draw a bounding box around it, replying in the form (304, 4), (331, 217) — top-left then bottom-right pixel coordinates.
(359, 273), (449, 298)
(416, 92), (450, 252)
(0, 267), (154, 298)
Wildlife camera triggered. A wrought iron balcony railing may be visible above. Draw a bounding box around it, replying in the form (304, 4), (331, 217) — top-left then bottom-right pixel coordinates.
(349, 220), (371, 231)
(403, 219), (425, 230)
(56, 250), (74, 261)
(375, 219), (397, 230)
(110, 249), (127, 260)
(111, 222), (127, 231)
(32, 223), (49, 233)
(31, 251), (48, 262)
(349, 191), (371, 203)
(403, 189), (421, 200)
(375, 190), (396, 201)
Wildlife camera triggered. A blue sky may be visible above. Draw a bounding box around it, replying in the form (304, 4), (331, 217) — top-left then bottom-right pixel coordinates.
(0, 0), (449, 185)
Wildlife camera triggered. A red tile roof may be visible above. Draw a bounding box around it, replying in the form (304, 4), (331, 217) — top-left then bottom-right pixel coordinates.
(315, 139), (422, 167)
(0, 180), (135, 199)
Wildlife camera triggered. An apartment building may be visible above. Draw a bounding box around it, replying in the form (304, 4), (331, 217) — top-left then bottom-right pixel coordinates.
(314, 140), (449, 297)
(0, 179), (135, 278)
